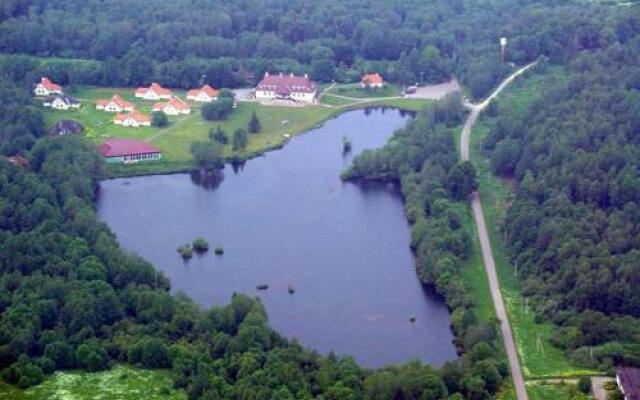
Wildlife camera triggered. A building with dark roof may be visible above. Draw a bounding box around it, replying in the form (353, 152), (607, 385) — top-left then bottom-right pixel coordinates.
(50, 120), (84, 136)
(97, 138), (161, 163)
(618, 367), (640, 400)
(43, 95), (81, 110)
(255, 72), (317, 103)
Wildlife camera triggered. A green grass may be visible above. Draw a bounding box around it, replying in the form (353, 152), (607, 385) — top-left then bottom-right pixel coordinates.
(327, 83), (402, 98)
(43, 85), (429, 177)
(0, 365), (186, 400)
(320, 94), (360, 107)
(469, 66), (598, 379)
(499, 381), (593, 400)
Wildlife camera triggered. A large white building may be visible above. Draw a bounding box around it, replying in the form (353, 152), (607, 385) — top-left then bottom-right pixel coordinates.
(255, 72), (317, 103)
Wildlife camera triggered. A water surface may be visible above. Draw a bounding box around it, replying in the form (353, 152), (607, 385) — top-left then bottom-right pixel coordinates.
(97, 108), (456, 367)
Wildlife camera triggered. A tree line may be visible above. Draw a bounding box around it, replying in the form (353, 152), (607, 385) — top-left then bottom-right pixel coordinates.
(0, 0), (624, 98)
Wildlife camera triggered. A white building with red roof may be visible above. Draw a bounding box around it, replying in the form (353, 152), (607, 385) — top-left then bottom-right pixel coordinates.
(113, 111), (151, 127)
(255, 72), (317, 103)
(96, 95), (135, 112)
(97, 138), (161, 163)
(361, 73), (385, 88)
(187, 85), (218, 102)
(43, 95), (81, 110)
(34, 77), (63, 96)
(134, 82), (173, 100)
(152, 97), (191, 115)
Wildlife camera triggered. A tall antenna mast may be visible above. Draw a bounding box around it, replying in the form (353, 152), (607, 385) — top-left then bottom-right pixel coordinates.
(500, 37), (508, 62)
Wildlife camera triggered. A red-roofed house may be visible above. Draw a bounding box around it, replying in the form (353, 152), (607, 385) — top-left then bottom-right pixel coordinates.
(5, 155), (29, 168)
(255, 72), (317, 103)
(134, 83), (173, 100)
(361, 73), (384, 88)
(187, 85), (218, 102)
(618, 367), (640, 400)
(96, 95), (135, 112)
(114, 111), (151, 127)
(152, 97), (191, 115)
(34, 77), (63, 96)
(97, 138), (161, 163)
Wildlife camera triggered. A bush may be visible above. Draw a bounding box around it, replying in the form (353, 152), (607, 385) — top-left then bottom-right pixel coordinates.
(248, 111), (261, 133)
(232, 128), (248, 150)
(152, 111), (168, 127)
(193, 237), (209, 252)
(577, 377), (591, 394)
(177, 245), (193, 259)
(141, 338), (170, 369)
(214, 246), (224, 255)
(210, 126), (228, 144)
(201, 99), (234, 120)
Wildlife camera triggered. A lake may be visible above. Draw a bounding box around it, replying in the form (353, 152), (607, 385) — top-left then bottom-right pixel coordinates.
(96, 108), (457, 368)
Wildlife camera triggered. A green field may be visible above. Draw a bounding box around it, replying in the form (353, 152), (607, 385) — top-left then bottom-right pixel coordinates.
(499, 381), (593, 400)
(470, 66), (598, 379)
(43, 85), (428, 177)
(0, 365), (186, 400)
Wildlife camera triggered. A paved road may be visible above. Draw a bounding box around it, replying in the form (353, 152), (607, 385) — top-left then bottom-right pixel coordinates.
(460, 62), (537, 400)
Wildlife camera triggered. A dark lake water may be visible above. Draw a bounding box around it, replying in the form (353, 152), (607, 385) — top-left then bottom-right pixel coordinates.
(96, 108), (457, 368)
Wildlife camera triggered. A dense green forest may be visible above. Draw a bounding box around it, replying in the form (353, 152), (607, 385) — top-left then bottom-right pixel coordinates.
(483, 16), (640, 367)
(0, 0), (619, 98)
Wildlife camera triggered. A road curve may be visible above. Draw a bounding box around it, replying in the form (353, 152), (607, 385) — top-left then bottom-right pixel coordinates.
(461, 62), (537, 400)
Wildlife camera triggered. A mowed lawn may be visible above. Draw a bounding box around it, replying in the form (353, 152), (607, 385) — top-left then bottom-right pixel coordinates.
(326, 83), (402, 98)
(42, 86), (340, 164)
(0, 365), (185, 400)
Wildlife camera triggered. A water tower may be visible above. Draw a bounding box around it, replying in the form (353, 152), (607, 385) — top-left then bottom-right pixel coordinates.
(500, 37), (508, 62)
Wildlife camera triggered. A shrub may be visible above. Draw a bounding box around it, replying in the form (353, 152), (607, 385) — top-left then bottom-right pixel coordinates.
(192, 237), (209, 252)
(152, 111), (168, 127)
(577, 377), (591, 394)
(214, 246), (224, 255)
(210, 126), (228, 144)
(201, 99), (234, 120)
(177, 245), (193, 259)
(248, 111), (261, 133)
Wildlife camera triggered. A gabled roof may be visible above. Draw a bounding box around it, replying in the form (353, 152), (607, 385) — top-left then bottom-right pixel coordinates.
(46, 95), (80, 106)
(98, 95), (134, 109)
(50, 120), (83, 135)
(153, 97), (190, 112)
(135, 82), (172, 96)
(257, 72), (317, 95)
(619, 367), (640, 400)
(114, 111), (151, 123)
(97, 139), (160, 157)
(6, 155), (29, 167)
(187, 84), (218, 98)
(362, 73), (384, 84)
(38, 77), (62, 92)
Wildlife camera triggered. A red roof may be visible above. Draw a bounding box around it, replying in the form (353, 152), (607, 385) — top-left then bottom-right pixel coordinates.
(38, 77), (62, 92)
(97, 95), (134, 109)
(257, 73), (316, 95)
(135, 82), (172, 96)
(97, 139), (160, 157)
(153, 97), (190, 112)
(187, 84), (218, 98)
(6, 155), (29, 167)
(362, 73), (384, 85)
(114, 111), (150, 123)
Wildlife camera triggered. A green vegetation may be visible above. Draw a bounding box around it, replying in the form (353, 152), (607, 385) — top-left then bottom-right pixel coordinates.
(0, 365), (185, 400)
(152, 111), (168, 127)
(470, 67), (598, 379)
(177, 244), (193, 259)
(192, 238), (209, 253)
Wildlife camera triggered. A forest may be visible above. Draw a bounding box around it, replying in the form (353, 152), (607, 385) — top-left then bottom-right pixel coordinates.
(483, 15), (640, 367)
(0, 0), (617, 98)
